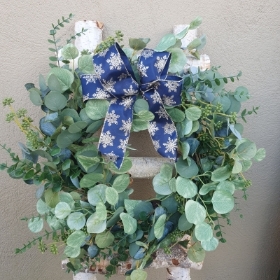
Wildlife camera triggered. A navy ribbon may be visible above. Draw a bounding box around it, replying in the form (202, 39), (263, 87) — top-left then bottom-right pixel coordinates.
(81, 43), (182, 168)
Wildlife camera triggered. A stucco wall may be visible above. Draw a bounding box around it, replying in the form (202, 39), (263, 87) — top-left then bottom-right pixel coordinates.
(0, 0), (279, 279)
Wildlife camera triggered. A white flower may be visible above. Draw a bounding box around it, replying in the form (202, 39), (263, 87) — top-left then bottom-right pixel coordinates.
(120, 97), (134, 110)
(155, 106), (169, 119)
(102, 78), (116, 93)
(93, 63), (105, 78)
(154, 55), (168, 73)
(152, 140), (161, 150)
(148, 122), (159, 136)
(106, 110), (120, 126)
(106, 52), (123, 70)
(92, 88), (111, 99)
(118, 138), (128, 152)
(163, 95), (176, 106)
(141, 49), (154, 59)
(83, 74), (98, 85)
(119, 118), (132, 136)
(123, 85), (138, 96)
(99, 131), (115, 148)
(163, 137), (177, 155)
(165, 81), (179, 92)
(138, 61), (149, 77)
(150, 90), (162, 104)
(163, 123), (176, 135)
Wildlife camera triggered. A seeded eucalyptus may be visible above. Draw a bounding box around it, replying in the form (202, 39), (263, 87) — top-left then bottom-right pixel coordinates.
(0, 15), (265, 279)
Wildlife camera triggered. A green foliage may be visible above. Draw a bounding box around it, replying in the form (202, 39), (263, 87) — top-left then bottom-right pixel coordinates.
(0, 15), (265, 280)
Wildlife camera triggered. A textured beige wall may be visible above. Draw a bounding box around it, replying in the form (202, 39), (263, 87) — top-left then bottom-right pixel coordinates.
(0, 0), (279, 279)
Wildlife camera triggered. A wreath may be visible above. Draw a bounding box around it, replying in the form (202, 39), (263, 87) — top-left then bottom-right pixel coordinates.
(1, 14), (265, 280)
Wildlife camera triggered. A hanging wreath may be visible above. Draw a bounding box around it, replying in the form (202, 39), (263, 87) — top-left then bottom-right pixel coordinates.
(0, 14), (265, 280)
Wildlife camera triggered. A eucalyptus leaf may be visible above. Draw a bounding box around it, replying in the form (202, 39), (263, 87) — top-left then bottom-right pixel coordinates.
(57, 130), (81, 149)
(86, 212), (106, 233)
(67, 230), (86, 247)
(54, 202), (71, 219)
(188, 242), (205, 263)
(185, 200), (206, 225)
(194, 222), (213, 241)
(67, 212), (86, 230)
(68, 121), (88, 133)
(131, 269), (147, 280)
(62, 43), (79, 60)
(201, 237), (219, 251)
(211, 165), (231, 182)
(120, 213), (137, 235)
(155, 33), (177, 52)
(167, 108), (185, 122)
(112, 174), (130, 193)
(253, 148), (266, 162)
(78, 55), (94, 74)
(44, 91), (67, 111)
(153, 173), (172, 195)
(154, 214), (166, 239)
(80, 173), (103, 188)
(48, 67), (74, 92)
(64, 246), (80, 258)
(29, 88), (43, 106)
(178, 214), (193, 231)
(85, 100), (109, 120)
(28, 217), (43, 233)
(168, 48), (187, 73)
(106, 187), (119, 206)
(95, 231), (115, 248)
(88, 184), (107, 206)
(185, 107), (201, 121)
(212, 190), (234, 214)
(176, 157), (199, 179)
(176, 176), (198, 198)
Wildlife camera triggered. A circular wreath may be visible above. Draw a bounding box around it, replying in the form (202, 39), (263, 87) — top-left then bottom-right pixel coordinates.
(1, 15), (265, 279)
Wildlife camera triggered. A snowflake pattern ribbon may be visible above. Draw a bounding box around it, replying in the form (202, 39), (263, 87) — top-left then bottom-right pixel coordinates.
(81, 43), (182, 168)
(138, 49), (182, 161)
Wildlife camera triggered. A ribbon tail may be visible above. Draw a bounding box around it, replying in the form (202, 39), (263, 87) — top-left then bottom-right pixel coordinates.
(143, 90), (178, 161)
(98, 97), (135, 169)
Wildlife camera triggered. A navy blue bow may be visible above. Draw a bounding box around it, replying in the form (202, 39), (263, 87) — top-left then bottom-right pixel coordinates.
(81, 43), (182, 168)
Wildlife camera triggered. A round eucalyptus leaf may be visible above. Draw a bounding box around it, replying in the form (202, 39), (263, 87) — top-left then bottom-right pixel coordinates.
(155, 33), (176, 52)
(86, 119), (103, 133)
(154, 214), (166, 239)
(39, 117), (56, 137)
(68, 121), (88, 133)
(185, 106), (202, 121)
(28, 217), (43, 233)
(96, 202), (107, 220)
(78, 55), (94, 74)
(129, 242), (140, 258)
(188, 242), (206, 263)
(60, 108), (81, 122)
(176, 157), (199, 179)
(29, 88), (43, 106)
(236, 140), (257, 160)
(36, 199), (50, 215)
(153, 173), (172, 195)
(56, 130), (82, 149)
(44, 91), (67, 111)
(254, 148), (266, 162)
(167, 108), (185, 122)
(234, 86), (249, 102)
(178, 214), (193, 231)
(169, 177), (176, 192)
(217, 181), (235, 194)
(211, 165), (231, 182)
(134, 99), (149, 113)
(47, 216), (63, 230)
(226, 95), (241, 114)
(59, 192), (75, 208)
(48, 67), (74, 92)
(161, 195), (178, 214)
(241, 160), (252, 172)
(201, 237), (219, 251)
(199, 182), (217, 195)
(106, 207), (124, 227)
(64, 245), (80, 258)
(88, 184), (107, 206)
(131, 269), (147, 280)
(67, 212), (86, 230)
(168, 48), (187, 73)
(212, 190), (234, 214)
(212, 95), (231, 112)
(54, 202), (71, 219)
(88, 245), (99, 258)
(112, 174), (130, 193)
(62, 43), (79, 60)
(194, 222), (213, 241)
(109, 158), (132, 174)
(85, 100), (109, 120)
(86, 212), (106, 233)
(67, 230), (86, 247)
(120, 213), (137, 235)
(176, 176), (198, 198)
(106, 187), (119, 206)
(185, 200), (206, 225)
(95, 231), (115, 248)
(35, 185), (45, 199)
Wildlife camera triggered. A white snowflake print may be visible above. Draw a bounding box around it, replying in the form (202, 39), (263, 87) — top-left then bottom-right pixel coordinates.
(106, 110), (120, 126)
(103, 151), (118, 163)
(102, 78), (116, 93)
(148, 122), (159, 136)
(98, 49), (108, 57)
(83, 93), (90, 101)
(141, 49), (154, 59)
(123, 85), (138, 96)
(99, 131), (115, 148)
(93, 63), (105, 78)
(155, 106), (169, 119)
(150, 90), (162, 104)
(163, 137), (177, 155)
(83, 74), (97, 85)
(92, 88), (111, 99)
(119, 118), (132, 136)
(163, 123), (176, 135)
(110, 98), (117, 104)
(106, 52), (123, 70)
(163, 95), (176, 106)
(154, 55), (168, 73)
(118, 73), (128, 81)
(118, 138), (128, 152)
(165, 81), (179, 92)
(138, 61), (149, 77)
(152, 140), (161, 150)
(120, 97), (134, 110)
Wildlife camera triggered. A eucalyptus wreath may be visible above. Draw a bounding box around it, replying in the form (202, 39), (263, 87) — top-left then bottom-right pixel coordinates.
(1, 14), (265, 280)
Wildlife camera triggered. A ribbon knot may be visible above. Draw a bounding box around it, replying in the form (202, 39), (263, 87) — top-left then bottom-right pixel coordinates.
(81, 43), (182, 168)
